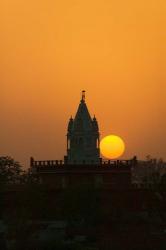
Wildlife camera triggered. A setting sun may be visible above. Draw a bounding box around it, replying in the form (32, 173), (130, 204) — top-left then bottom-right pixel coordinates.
(100, 135), (125, 159)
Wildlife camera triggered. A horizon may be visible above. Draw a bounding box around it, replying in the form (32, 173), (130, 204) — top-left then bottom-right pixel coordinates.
(1, 90), (166, 168)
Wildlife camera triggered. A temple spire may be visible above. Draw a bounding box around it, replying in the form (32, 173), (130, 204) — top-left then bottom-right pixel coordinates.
(81, 90), (86, 102)
(67, 91), (100, 164)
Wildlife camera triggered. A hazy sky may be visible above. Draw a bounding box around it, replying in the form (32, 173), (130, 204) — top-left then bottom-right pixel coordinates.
(1, 0), (166, 167)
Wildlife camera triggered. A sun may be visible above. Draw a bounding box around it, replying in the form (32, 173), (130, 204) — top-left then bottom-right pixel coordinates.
(100, 135), (125, 159)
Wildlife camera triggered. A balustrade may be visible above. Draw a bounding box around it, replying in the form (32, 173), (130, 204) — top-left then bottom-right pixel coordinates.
(31, 157), (134, 169)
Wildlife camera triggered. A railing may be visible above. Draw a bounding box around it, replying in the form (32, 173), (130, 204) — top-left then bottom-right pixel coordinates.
(30, 159), (64, 167)
(30, 157), (136, 168)
(102, 160), (132, 166)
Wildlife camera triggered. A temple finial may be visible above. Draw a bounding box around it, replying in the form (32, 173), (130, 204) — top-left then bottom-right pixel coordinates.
(81, 90), (86, 102)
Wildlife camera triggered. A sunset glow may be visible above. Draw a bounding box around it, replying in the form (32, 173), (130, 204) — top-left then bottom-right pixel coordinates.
(1, 0), (166, 166)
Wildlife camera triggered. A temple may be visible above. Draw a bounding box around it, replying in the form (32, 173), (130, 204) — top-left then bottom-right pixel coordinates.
(30, 91), (136, 189)
(66, 91), (100, 164)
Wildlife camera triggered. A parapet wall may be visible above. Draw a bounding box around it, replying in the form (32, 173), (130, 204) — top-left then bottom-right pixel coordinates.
(30, 156), (137, 170)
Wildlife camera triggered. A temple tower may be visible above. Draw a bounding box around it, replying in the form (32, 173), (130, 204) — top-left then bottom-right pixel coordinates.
(66, 91), (100, 164)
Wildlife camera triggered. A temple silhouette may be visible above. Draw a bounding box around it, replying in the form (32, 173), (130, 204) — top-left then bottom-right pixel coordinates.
(30, 91), (136, 188)
(66, 91), (100, 164)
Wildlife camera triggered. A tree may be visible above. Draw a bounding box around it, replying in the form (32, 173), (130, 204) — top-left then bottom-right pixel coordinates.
(0, 156), (22, 186)
(0, 156), (23, 221)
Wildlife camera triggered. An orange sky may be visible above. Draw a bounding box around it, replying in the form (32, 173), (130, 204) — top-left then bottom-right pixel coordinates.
(1, 0), (166, 167)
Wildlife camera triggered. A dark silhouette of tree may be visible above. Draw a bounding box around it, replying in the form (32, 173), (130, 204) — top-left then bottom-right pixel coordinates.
(0, 156), (22, 219)
(0, 156), (23, 249)
(0, 156), (22, 185)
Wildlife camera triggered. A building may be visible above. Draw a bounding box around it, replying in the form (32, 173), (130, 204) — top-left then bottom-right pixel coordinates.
(66, 91), (100, 164)
(30, 91), (136, 189)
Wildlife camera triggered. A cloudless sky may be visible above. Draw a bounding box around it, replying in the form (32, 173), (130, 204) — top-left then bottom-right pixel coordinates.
(1, 0), (166, 167)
